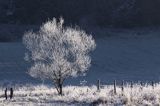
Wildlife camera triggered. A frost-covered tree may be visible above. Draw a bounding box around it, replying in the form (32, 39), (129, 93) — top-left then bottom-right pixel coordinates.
(23, 18), (96, 95)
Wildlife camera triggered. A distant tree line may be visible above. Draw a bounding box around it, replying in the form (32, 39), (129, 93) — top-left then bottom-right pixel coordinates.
(0, 0), (160, 27)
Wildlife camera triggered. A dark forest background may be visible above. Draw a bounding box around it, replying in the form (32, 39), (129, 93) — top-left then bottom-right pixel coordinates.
(0, 0), (160, 41)
(1, 0), (160, 27)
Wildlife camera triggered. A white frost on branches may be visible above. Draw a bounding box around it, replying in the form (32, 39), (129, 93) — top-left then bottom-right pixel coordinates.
(23, 18), (96, 84)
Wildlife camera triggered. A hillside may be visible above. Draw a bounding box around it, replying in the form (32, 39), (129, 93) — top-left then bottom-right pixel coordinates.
(0, 24), (38, 42)
(1, 0), (160, 27)
(0, 28), (160, 85)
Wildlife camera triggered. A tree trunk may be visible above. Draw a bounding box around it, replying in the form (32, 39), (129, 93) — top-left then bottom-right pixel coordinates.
(59, 83), (62, 95)
(55, 78), (63, 96)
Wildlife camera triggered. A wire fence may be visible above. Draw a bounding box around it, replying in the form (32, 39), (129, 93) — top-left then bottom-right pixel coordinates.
(96, 79), (156, 94)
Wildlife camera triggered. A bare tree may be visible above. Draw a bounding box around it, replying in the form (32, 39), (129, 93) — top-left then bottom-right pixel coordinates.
(23, 18), (96, 95)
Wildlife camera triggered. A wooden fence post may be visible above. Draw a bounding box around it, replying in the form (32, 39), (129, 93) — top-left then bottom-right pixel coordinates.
(131, 81), (133, 90)
(114, 80), (116, 94)
(121, 80), (124, 92)
(140, 81), (143, 90)
(130, 81), (133, 102)
(97, 79), (100, 91)
(151, 81), (154, 89)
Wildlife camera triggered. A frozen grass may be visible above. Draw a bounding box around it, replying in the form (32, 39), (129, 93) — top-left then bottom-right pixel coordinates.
(0, 84), (160, 105)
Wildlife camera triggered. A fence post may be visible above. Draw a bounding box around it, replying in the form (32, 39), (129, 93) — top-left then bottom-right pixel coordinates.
(114, 80), (116, 94)
(131, 81), (133, 90)
(140, 81), (143, 90)
(121, 80), (124, 92)
(130, 81), (133, 102)
(151, 81), (154, 89)
(97, 79), (100, 92)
